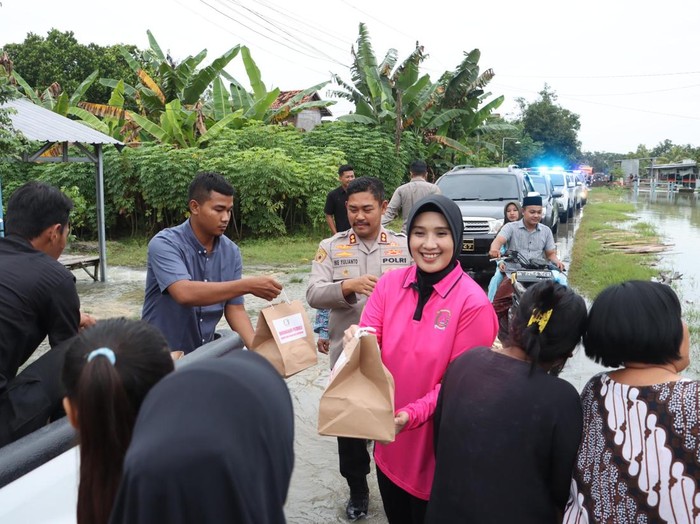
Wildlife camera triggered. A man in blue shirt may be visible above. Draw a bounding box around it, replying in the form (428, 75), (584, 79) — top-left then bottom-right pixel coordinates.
(142, 172), (282, 353)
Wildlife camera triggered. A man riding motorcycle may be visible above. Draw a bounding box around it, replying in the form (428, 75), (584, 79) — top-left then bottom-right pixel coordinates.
(488, 193), (565, 341)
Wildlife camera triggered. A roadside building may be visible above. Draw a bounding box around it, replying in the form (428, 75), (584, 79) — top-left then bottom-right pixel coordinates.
(271, 90), (333, 131)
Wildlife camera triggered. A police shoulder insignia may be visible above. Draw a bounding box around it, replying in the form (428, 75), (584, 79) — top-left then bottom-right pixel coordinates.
(314, 247), (328, 263)
(380, 231), (387, 243)
(349, 233), (357, 245)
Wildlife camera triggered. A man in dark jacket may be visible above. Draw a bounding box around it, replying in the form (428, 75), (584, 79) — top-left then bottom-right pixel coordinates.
(0, 181), (94, 447)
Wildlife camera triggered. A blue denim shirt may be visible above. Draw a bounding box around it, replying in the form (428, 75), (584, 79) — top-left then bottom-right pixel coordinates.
(142, 220), (244, 353)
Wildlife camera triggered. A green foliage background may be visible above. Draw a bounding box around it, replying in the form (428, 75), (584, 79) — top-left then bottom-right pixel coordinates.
(0, 122), (418, 239)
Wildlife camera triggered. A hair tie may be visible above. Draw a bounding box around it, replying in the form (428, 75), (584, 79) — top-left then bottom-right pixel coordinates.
(527, 309), (553, 333)
(87, 347), (116, 365)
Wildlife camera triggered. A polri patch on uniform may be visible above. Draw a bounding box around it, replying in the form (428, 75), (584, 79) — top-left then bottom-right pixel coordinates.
(381, 256), (409, 265)
(314, 247), (328, 263)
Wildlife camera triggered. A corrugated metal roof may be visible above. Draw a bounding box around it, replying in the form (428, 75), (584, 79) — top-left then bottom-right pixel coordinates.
(1, 98), (123, 146)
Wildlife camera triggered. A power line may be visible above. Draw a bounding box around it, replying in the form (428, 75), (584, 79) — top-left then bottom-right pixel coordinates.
(561, 95), (700, 121)
(236, 0), (352, 56)
(559, 83), (700, 97)
(499, 70), (700, 80)
(175, 0), (328, 75)
(197, 0), (341, 68)
(221, 0), (348, 66)
(492, 82), (700, 121)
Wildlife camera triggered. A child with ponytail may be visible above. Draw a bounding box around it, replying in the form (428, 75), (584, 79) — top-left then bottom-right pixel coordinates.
(61, 318), (174, 524)
(426, 281), (587, 523)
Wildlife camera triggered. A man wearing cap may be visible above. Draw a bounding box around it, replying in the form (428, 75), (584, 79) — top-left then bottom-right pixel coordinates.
(488, 193), (564, 272)
(488, 193), (565, 340)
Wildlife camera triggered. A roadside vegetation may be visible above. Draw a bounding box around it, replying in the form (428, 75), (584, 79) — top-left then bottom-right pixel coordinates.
(569, 187), (700, 345)
(568, 187), (660, 299)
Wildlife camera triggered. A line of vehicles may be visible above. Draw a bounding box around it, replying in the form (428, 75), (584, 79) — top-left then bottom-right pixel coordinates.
(434, 164), (588, 276)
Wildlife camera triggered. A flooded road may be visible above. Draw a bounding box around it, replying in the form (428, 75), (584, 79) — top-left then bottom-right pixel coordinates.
(73, 265), (389, 523)
(66, 208), (590, 523)
(65, 193), (700, 521)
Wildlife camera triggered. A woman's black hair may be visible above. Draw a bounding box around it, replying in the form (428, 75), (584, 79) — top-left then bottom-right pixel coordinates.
(62, 318), (175, 524)
(584, 280), (683, 367)
(502, 201), (522, 223)
(508, 281), (587, 373)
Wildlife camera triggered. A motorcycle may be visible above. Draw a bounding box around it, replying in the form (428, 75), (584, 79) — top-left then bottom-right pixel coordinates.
(490, 250), (565, 343)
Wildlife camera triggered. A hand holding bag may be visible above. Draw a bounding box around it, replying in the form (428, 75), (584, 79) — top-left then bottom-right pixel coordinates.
(250, 292), (318, 378)
(318, 327), (395, 442)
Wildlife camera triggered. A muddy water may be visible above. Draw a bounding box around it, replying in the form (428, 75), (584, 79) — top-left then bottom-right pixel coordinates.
(56, 205), (609, 522)
(629, 190), (700, 377)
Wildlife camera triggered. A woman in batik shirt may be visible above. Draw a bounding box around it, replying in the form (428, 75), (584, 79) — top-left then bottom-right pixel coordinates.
(565, 280), (699, 523)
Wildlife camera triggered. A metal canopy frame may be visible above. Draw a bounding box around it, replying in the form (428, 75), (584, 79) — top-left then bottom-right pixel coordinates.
(2, 99), (124, 282)
(19, 141), (109, 281)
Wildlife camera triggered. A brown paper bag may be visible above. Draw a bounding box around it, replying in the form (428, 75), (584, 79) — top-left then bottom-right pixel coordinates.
(318, 329), (395, 442)
(250, 299), (318, 378)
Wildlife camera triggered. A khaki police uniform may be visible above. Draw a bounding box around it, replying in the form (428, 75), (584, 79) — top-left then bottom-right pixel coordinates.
(306, 227), (410, 367)
(306, 226), (410, 499)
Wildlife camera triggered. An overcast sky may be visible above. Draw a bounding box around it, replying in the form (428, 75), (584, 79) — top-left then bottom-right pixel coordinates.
(1, 0), (698, 154)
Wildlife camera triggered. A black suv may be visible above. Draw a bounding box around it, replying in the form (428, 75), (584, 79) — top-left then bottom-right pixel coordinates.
(435, 166), (533, 274)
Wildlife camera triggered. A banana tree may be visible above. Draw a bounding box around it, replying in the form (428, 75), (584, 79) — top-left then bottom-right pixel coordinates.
(219, 46), (333, 124)
(10, 68), (100, 117)
(331, 24), (503, 158)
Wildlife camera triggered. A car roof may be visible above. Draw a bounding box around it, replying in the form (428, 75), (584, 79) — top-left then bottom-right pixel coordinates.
(444, 166), (526, 176)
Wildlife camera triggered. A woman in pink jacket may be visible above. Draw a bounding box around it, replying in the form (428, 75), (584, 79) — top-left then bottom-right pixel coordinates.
(359, 194), (498, 523)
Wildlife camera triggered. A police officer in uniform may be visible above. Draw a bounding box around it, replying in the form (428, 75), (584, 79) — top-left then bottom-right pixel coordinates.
(307, 176), (410, 521)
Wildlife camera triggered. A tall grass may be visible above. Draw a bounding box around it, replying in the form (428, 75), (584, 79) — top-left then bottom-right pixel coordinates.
(568, 188), (659, 299)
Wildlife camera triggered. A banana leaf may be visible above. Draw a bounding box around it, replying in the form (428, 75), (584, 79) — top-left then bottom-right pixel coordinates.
(426, 109), (467, 129)
(402, 74), (432, 108)
(138, 70), (165, 105)
(183, 45), (240, 105)
(53, 92), (69, 116)
(99, 78), (138, 99)
(108, 80), (125, 109)
(10, 71), (41, 105)
(241, 46), (266, 100)
(211, 77), (231, 120)
(229, 83), (252, 112)
(128, 112), (168, 143)
(337, 114), (378, 124)
(69, 70), (99, 106)
(117, 45), (142, 76)
(67, 107), (110, 134)
(287, 100), (335, 114)
(161, 100), (189, 148)
(245, 89), (279, 121)
(146, 30), (166, 62)
(197, 109), (245, 144)
(180, 50), (208, 74)
(428, 135), (473, 155)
